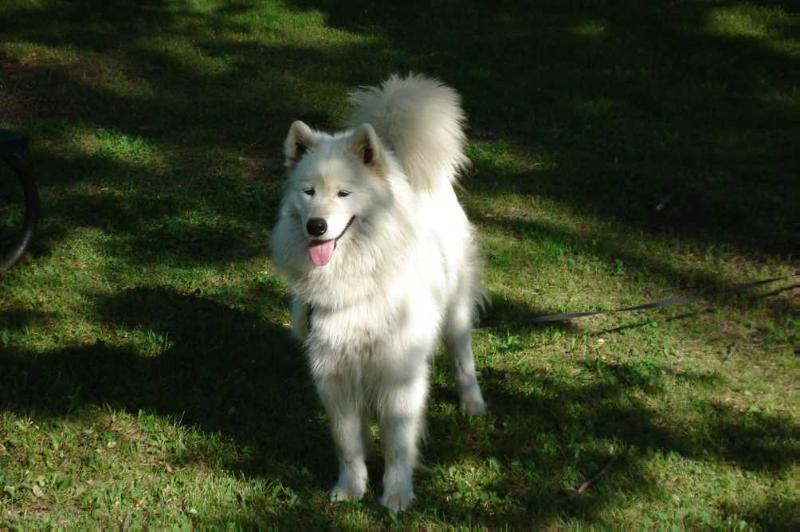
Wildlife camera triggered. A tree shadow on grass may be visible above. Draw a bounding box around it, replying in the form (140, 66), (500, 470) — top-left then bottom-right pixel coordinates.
(472, 210), (798, 324)
(1, 285), (797, 526)
(285, 0), (799, 255)
(418, 357), (799, 525)
(42, 186), (267, 266)
(0, 12), (362, 266)
(721, 497), (800, 530)
(478, 291), (579, 333)
(0, 308), (54, 337)
(1, 0), (795, 281)
(0, 286), (333, 482)
(2, 0), (797, 259)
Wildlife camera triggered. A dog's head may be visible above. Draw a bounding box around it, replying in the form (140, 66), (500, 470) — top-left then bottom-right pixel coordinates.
(278, 120), (393, 267)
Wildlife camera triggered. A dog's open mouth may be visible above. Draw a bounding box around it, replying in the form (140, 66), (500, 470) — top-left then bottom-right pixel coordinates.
(308, 216), (356, 267)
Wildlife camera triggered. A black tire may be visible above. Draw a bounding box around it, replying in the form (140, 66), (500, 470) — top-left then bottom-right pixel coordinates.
(0, 153), (39, 272)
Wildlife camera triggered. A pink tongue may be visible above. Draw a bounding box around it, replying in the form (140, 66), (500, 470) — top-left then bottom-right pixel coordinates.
(308, 239), (336, 266)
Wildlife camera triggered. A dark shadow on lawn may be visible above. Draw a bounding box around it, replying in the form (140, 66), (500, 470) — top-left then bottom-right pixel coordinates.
(478, 291), (578, 333)
(0, 3), (365, 266)
(592, 307), (718, 337)
(286, 0), (799, 255)
(0, 287), (333, 482)
(472, 211), (799, 324)
(0, 308), (53, 333)
(420, 358), (799, 524)
(1, 0), (796, 259)
(43, 186), (267, 266)
(1, 0), (796, 275)
(1, 286), (797, 525)
(720, 496), (800, 530)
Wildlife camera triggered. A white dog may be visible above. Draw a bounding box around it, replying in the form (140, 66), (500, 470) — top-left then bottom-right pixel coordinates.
(270, 74), (487, 511)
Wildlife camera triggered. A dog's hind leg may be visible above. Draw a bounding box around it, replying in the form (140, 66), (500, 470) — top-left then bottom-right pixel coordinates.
(315, 376), (369, 502)
(444, 287), (487, 416)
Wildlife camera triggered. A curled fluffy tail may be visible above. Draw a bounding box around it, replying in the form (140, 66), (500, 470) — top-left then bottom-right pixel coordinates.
(349, 74), (468, 191)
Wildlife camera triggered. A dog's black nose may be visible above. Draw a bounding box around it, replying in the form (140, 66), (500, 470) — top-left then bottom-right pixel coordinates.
(306, 218), (327, 237)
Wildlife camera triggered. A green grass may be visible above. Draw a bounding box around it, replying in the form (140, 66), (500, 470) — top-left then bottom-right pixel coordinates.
(1, 0), (798, 528)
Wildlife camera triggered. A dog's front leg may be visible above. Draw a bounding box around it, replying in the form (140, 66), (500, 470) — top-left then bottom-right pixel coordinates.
(377, 368), (429, 511)
(315, 375), (368, 502)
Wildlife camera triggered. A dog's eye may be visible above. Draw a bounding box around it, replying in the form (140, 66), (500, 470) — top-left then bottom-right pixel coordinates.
(304, 188), (315, 196)
(337, 190), (350, 198)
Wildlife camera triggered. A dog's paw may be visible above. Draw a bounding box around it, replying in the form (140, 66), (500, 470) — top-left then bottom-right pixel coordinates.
(330, 460), (368, 503)
(460, 397), (487, 416)
(330, 481), (366, 502)
(380, 488), (415, 512)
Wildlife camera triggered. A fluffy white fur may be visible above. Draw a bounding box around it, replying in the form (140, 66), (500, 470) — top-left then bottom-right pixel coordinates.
(270, 74), (487, 511)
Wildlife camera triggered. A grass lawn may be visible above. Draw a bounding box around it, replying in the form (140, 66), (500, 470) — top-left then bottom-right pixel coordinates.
(1, 0), (798, 528)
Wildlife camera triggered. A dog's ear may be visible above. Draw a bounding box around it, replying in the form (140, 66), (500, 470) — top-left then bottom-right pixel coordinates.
(284, 120), (318, 169)
(349, 123), (383, 171)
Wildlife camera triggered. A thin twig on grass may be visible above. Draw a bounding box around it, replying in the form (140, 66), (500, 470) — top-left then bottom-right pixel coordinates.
(574, 453), (622, 495)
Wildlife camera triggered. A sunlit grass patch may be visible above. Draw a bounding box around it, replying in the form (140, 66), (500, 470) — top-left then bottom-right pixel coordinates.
(708, 4), (796, 41)
(571, 19), (608, 37)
